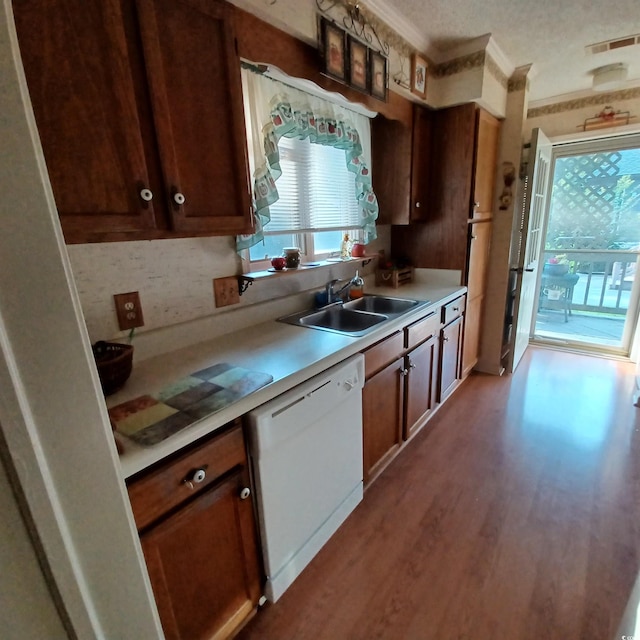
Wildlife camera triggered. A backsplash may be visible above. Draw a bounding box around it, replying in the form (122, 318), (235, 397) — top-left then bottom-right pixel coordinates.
(66, 229), (389, 357)
(67, 236), (241, 342)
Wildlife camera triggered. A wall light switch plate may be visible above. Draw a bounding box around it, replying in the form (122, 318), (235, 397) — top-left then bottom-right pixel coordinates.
(213, 277), (240, 307)
(113, 291), (145, 330)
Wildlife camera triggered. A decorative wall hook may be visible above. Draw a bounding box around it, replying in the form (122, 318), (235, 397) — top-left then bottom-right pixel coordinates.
(316, 0), (401, 57)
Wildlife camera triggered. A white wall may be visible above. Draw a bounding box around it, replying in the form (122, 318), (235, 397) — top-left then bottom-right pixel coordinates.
(0, 455), (68, 640)
(0, 2), (163, 637)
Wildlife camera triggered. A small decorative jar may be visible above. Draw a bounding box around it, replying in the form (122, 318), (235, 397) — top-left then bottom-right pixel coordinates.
(283, 247), (300, 269)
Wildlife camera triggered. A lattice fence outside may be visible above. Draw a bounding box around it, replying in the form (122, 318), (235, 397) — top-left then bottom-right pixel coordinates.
(547, 151), (640, 252)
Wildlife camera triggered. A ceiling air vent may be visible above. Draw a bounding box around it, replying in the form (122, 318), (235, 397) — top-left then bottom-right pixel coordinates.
(586, 34), (640, 55)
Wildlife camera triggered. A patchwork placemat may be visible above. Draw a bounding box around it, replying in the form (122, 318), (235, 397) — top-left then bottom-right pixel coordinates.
(109, 363), (273, 446)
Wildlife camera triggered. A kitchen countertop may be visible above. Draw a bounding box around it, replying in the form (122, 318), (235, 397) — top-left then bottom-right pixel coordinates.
(113, 281), (466, 479)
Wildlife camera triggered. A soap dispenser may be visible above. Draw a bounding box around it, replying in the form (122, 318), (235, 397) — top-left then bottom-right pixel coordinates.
(350, 270), (364, 299)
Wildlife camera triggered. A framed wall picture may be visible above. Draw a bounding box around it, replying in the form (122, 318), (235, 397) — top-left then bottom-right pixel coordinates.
(370, 51), (387, 101)
(347, 36), (368, 92)
(411, 53), (428, 98)
(321, 18), (346, 82)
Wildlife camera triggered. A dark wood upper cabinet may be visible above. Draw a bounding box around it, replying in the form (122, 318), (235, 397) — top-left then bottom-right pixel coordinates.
(428, 102), (477, 225)
(135, 0), (251, 235)
(13, 0), (253, 243)
(371, 114), (412, 225)
(371, 104), (432, 226)
(13, 0), (158, 239)
(391, 104), (500, 275)
(410, 104), (433, 223)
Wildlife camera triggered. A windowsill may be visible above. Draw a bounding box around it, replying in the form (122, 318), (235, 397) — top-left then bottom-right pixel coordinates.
(243, 255), (376, 280)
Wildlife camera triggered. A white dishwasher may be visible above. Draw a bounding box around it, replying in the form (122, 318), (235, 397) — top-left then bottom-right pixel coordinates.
(247, 354), (364, 602)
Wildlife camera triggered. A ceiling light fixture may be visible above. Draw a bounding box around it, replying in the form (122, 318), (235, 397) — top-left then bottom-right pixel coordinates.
(592, 63), (628, 91)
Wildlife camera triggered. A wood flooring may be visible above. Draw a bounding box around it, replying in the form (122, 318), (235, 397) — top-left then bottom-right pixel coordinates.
(238, 347), (640, 640)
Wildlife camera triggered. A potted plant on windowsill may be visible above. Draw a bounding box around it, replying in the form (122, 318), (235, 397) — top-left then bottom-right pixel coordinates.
(543, 254), (570, 276)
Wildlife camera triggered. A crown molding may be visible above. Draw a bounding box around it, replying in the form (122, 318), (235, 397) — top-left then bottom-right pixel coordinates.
(364, 0), (430, 54)
(435, 33), (491, 64)
(486, 36), (514, 79)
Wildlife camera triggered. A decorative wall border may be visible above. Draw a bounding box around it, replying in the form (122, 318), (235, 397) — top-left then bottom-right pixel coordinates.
(433, 51), (485, 78)
(430, 50), (508, 90)
(508, 75), (529, 93)
(485, 54), (509, 90)
(528, 87), (640, 118)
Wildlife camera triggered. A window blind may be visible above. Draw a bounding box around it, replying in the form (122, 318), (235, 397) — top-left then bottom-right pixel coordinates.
(264, 136), (361, 234)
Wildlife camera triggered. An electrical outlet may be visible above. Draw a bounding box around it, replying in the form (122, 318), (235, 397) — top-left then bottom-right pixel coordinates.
(213, 277), (240, 308)
(113, 291), (145, 330)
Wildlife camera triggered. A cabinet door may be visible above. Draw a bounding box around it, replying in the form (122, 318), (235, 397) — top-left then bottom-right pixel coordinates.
(371, 115), (412, 225)
(462, 294), (483, 378)
(391, 103), (476, 273)
(404, 335), (438, 440)
(140, 466), (261, 640)
(466, 220), (492, 298)
(410, 104), (432, 222)
(136, 0), (253, 235)
(472, 109), (500, 217)
(439, 315), (463, 402)
(13, 0), (159, 241)
(362, 357), (404, 485)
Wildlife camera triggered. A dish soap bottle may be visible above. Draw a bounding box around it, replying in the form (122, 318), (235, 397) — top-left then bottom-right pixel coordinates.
(340, 233), (351, 259)
(350, 270), (364, 299)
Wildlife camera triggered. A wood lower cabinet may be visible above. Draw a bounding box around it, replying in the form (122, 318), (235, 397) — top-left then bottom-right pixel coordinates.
(362, 305), (454, 485)
(13, 0), (252, 243)
(462, 293), (484, 378)
(404, 334), (438, 440)
(127, 422), (262, 640)
(362, 355), (405, 484)
(463, 219), (492, 376)
(439, 314), (464, 402)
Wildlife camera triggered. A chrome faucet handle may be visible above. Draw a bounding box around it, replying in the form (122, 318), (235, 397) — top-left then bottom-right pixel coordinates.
(325, 278), (340, 303)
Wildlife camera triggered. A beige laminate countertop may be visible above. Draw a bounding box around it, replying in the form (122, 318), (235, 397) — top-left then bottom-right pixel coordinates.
(114, 282), (466, 478)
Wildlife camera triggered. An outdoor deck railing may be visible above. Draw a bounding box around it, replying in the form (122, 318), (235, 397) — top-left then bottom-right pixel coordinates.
(541, 249), (639, 315)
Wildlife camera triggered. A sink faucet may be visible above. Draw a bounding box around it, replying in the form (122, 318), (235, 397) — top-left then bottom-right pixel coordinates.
(325, 277), (353, 304)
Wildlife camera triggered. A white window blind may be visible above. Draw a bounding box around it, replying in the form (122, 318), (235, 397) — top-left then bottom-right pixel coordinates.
(264, 136), (361, 234)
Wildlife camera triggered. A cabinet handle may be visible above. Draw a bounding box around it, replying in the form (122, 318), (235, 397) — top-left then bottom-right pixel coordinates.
(453, 307), (459, 311)
(173, 191), (186, 205)
(139, 188), (153, 202)
(400, 367), (408, 377)
(409, 361), (416, 370)
(240, 487), (251, 500)
(471, 234), (478, 240)
(415, 201), (421, 208)
(184, 467), (207, 490)
(443, 336), (449, 342)
(474, 201), (480, 208)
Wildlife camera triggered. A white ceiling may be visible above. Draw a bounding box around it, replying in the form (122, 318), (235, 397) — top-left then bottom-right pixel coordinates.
(370, 0), (640, 103)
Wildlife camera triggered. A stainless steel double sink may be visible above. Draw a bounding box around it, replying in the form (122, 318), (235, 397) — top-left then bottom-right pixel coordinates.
(278, 295), (430, 337)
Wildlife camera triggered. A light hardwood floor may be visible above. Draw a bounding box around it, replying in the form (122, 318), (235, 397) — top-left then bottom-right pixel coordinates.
(238, 347), (640, 640)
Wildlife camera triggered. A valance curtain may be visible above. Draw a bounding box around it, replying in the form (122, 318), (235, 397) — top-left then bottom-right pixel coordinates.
(236, 66), (379, 251)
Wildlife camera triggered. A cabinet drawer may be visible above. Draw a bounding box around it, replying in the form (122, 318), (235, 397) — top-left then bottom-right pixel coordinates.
(405, 311), (439, 350)
(442, 296), (466, 326)
(127, 422), (245, 531)
(363, 331), (404, 379)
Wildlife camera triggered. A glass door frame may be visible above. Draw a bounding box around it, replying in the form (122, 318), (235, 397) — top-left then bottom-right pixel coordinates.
(530, 132), (640, 358)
